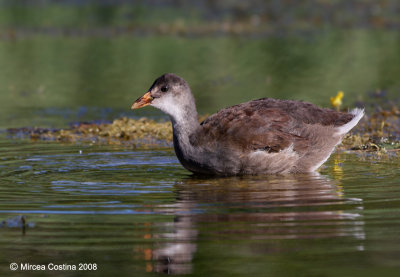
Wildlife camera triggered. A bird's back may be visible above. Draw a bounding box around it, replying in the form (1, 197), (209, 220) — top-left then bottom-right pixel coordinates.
(201, 98), (354, 128)
(189, 98), (362, 174)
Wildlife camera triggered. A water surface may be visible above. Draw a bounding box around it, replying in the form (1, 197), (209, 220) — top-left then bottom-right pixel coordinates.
(1, 30), (400, 123)
(1, 137), (399, 276)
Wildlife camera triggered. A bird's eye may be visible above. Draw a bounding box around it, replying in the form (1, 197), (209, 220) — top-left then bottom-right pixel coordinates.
(161, 85), (169, 92)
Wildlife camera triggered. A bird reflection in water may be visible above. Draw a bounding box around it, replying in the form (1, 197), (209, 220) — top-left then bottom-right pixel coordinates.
(146, 173), (365, 274)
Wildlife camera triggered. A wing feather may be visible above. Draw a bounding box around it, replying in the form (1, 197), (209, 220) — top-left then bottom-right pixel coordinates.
(192, 98), (353, 153)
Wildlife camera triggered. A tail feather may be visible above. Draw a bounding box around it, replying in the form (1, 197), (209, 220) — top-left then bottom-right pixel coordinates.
(336, 108), (364, 135)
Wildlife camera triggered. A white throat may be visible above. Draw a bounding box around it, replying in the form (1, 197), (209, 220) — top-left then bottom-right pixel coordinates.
(151, 94), (185, 124)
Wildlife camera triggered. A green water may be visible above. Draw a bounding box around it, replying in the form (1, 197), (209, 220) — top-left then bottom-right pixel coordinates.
(0, 137), (399, 276)
(1, 30), (400, 128)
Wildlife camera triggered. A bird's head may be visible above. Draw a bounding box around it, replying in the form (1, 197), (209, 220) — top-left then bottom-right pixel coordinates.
(131, 73), (196, 121)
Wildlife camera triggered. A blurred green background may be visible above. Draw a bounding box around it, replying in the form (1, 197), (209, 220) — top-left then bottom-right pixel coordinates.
(0, 0), (399, 128)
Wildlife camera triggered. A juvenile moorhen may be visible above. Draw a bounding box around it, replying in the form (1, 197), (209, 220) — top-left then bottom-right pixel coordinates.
(132, 73), (363, 175)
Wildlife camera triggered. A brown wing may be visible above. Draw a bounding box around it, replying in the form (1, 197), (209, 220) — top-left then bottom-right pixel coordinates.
(192, 98), (353, 152)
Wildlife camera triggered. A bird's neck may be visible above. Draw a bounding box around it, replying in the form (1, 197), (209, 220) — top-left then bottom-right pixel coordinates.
(166, 91), (200, 142)
(169, 105), (200, 166)
(170, 108), (199, 142)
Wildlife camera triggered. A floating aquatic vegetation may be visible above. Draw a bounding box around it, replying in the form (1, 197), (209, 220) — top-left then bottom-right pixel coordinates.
(6, 108), (400, 153)
(338, 106), (400, 154)
(8, 117), (173, 148)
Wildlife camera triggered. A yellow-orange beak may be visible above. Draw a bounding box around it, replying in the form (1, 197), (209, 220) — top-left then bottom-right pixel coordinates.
(131, 91), (153, 110)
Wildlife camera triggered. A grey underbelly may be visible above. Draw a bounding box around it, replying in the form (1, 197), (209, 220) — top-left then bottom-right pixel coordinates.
(175, 145), (304, 175)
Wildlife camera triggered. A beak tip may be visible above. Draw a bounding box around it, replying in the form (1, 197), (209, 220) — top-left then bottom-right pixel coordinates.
(131, 91), (153, 110)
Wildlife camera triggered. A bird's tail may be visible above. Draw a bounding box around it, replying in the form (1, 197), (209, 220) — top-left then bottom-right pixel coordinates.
(336, 108), (364, 135)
